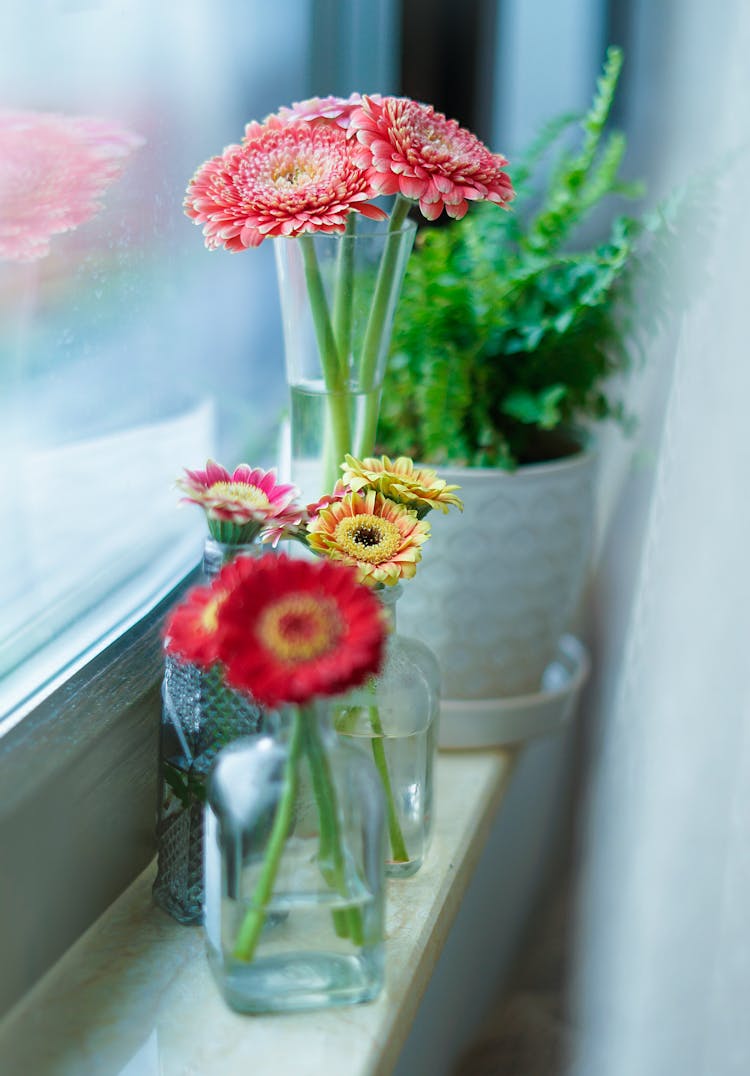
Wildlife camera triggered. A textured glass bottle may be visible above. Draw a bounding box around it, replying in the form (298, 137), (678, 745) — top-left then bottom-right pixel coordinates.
(333, 584), (440, 877)
(204, 703), (386, 1012)
(152, 539), (263, 924)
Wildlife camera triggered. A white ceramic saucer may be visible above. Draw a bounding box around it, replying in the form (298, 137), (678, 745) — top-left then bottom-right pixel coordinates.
(438, 634), (590, 749)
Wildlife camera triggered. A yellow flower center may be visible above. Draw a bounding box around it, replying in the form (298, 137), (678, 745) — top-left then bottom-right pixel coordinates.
(258, 593), (342, 664)
(334, 513), (402, 564)
(207, 481), (270, 509)
(270, 154), (322, 188)
(422, 123), (445, 147)
(199, 594), (224, 635)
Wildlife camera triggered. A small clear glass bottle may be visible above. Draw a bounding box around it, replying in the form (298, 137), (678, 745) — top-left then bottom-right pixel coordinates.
(204, 703), (386, 1012)
(331, 584), (440, 877)
(152, 539), (263, 924)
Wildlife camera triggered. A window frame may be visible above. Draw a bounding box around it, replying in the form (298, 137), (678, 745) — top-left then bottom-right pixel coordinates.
(0, 0), (402, 1018)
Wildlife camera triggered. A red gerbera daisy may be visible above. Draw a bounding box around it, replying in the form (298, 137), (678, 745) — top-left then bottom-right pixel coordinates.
(215, 554), (385, 708)
(163, 583), (229, 668)
(163, 556), (265, 666)
(184, 119), (386, 252)
(349, 95), (514, 221)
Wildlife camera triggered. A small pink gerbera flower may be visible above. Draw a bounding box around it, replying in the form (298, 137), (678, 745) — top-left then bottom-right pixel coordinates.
(177, 460), (303, 545)
(349, 96), (514, 221)
(306, 479), (352, 518)
(184, 120), (386, 251)
(261, 479), (355, 548)
(0, 109), (143, 262)
(271, 94), (377, 130)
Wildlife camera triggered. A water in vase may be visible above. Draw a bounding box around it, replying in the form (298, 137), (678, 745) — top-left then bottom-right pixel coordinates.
(206, 841), (384, 1012)
(289, 379), (379, 503)
(340, 725), (434, 878)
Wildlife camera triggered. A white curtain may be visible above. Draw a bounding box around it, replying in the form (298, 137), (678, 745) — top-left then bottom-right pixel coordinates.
(571, 4), (750, 1074)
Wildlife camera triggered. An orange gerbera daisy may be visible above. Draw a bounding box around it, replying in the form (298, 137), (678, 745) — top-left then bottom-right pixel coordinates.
(306, 490), (430, 586)
(341, 454), (463, 517)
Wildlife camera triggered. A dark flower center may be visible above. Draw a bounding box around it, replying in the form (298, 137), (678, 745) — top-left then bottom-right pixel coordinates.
(333, 512), (402, 564)
(353, 524), (381, 547)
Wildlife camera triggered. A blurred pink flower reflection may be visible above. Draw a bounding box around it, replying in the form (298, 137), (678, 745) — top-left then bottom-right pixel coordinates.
(0, 109), (143, 262)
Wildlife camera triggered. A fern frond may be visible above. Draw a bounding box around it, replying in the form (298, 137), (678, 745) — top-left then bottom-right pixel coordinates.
(511, 110), (581, 192)
(578, 46), (624, 172)
(578, 130), (627, 212)
(523, 45), (624, 253)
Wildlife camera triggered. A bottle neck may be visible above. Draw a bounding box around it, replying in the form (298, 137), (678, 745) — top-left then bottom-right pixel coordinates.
(266, 700), (337, 745)
(202, 536), (262, 581)
(376, 583), (401, 634)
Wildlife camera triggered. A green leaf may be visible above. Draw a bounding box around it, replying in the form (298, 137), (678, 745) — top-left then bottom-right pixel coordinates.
(502, 385), (567, 429)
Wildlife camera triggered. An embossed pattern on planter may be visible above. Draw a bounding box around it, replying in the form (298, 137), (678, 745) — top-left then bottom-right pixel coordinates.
(397, 453), (597, 699)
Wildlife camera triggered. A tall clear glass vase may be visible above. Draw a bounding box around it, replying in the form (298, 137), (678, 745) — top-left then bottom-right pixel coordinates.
(274, 214), (416, 504)
(152, 539), (264, 924)
(204, 703), (386, 1012)
(331, 584), (440, 877)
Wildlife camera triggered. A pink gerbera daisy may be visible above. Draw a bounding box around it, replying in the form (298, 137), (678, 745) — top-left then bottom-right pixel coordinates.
(349, 95), (514, 221)
(177, 460), (303, 544)
(271, 94), (378, 130)
(0, 109), (142, 262)
(184, 119), (386, 251)
(306, 479), (352, 518)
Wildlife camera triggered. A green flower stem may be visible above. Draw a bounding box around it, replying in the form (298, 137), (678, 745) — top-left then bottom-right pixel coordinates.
(356, 195), (412, 458)
(303, 713), (364, 944)
(209, 518), (263, 545)
(300, 236), (352, 490)
(332, 214), (356, 383)
(367, 703), (410, 865)
(231, 708), (304, 962)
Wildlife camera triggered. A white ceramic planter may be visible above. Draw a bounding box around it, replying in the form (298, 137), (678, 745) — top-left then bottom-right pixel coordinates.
(438, 635), (590, 748)
(397, 449), (597, 699)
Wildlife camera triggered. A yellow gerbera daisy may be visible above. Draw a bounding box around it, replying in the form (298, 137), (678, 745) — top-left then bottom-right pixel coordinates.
(341, 454), (463, 517)
(306, 490), (430, 586)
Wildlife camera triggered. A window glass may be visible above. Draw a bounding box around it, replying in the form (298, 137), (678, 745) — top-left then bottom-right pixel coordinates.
(0, 2), (314, 721)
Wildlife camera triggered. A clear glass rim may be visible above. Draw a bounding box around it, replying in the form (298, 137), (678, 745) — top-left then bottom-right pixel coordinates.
(273, 216), (417, 246)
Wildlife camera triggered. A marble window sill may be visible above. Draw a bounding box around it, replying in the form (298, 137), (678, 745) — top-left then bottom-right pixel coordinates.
(0, 750), (515, 1076)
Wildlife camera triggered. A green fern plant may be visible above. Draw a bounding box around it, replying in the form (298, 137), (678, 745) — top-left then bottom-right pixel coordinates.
(378, 47), (698, 468)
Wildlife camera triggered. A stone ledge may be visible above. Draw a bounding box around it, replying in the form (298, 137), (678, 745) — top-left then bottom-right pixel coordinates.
(0, 750), (515, 1076)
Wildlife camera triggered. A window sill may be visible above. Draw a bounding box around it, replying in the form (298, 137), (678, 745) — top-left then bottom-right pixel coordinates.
(0, 750), (515, 1075)
(0, 564), (201, 1017)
